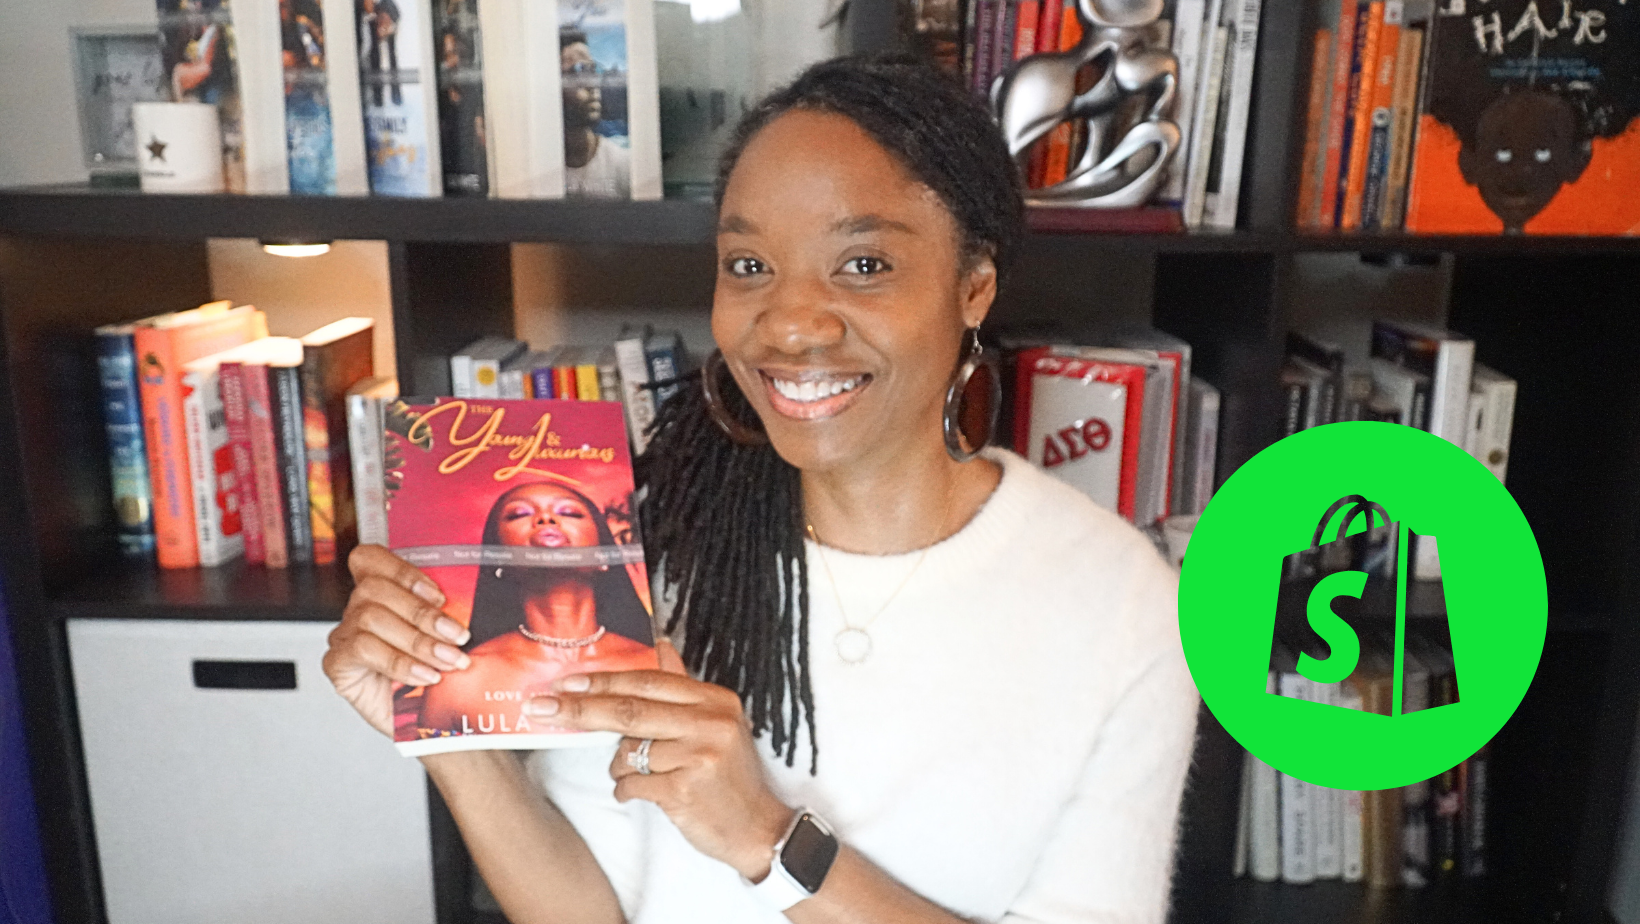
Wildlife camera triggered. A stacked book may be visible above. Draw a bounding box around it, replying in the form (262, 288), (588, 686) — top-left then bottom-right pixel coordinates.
(96, 303), (389, 569)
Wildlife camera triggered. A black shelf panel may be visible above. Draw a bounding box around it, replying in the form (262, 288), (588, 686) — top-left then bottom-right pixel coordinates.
(1217, 877), (1490, 924)
(4, 185), (1640, 254)
(48, 558), (351, 622)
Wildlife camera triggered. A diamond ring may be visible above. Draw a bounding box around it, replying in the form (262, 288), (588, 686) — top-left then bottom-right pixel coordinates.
(626, 737), (654, 775)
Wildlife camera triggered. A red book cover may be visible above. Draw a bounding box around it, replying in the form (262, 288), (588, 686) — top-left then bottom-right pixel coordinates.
(385, 398), (659, 756)
(242, 360), (290, 568)
(1020, 353), (1146, 522)
(219, 361), (264, 564)
(1404, 0), (1640, 235)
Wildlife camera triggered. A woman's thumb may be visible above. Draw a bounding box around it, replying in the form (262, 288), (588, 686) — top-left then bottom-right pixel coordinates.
(656, 638), (686, 674)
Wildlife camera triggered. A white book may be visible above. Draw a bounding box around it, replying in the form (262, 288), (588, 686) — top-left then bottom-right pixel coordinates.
(450, 336), (523, 398)
(471, 340), (527, 398)
(233, 0), (291, 193)
(358, 0), (444, 196)
(1339, 689), (1365, 882)
(1314, 686), (1344, 879)
(1054, 346), (1172, 527)
(180, 337), (304, 566)
(624, 0), (662, 200)
(614, 335), (658, 455)
(321, 0), (370, 194)
(1163, 0), (1209, 204)
(1233, 748), (1253, 877)
(1184, 378), (1220, 516)
(481, 0), (568, 198)
(347, 377), (399, 549)
(1183, 19), (1229, 227)
(1204, 0), (1262, 230)
(1278, 673), (1317, 884)
(1026, 358), (1133, 516)
(1369, 357), (1429, 429)
(1470, 364), (1516, 484)
(1250, 670), (1282, 882)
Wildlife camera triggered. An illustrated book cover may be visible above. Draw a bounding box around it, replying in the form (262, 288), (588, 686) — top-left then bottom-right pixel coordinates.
(1404, 0), (1640, 234)
(384, 397), (658, 755)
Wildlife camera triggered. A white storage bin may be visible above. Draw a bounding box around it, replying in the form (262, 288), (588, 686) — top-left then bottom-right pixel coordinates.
(68, 618), (435, 924)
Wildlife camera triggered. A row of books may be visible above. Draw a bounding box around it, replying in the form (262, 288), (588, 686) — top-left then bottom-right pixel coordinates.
(157, 0), (661, 199)
(1000, 327), (1222, 528)
(1298, 0), (1640, 235)
(1281, 319), (1516, 578)
(931, 0), (1265, 229)
(96, 303), (385, 568)
(445, 329), (690, 457)
(1235, 625), (1487, 885)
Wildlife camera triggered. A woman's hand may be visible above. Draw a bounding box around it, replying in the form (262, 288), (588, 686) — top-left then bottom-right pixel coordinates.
(321, 544), (473, 737)
(526, 653), (795, 881)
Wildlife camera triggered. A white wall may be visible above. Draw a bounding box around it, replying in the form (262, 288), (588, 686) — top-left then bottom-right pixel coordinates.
(0, 0), (156, 186)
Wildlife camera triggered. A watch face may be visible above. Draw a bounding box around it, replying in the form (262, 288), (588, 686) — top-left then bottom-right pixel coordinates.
(781, 813), (840, 894)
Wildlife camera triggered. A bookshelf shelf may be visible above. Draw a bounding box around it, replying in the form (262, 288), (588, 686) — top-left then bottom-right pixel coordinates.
(4, 185), (1639, 255)
(47, 561), (351, 623)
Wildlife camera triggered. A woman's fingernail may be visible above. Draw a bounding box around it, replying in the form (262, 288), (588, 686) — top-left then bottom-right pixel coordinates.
(557, 673), (591, 692)
(527, 697), (560, 717)
(413, 580), (446, 605)
(411, 665), (442, 685)
(433, 644), (469, 670)
(435, 617), (469, 644)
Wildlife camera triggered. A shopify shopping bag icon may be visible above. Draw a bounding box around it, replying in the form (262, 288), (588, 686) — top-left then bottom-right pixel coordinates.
(1268, 494), (1458, 714)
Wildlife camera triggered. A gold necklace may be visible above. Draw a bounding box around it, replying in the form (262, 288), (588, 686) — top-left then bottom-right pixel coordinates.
(804, 481), (955, 665)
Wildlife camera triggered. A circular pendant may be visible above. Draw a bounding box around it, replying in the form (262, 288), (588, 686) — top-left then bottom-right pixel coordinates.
(835, 627), (873, 664)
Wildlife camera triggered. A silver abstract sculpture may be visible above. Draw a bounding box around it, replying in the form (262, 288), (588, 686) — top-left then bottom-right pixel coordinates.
(991, 0), (1180, 208)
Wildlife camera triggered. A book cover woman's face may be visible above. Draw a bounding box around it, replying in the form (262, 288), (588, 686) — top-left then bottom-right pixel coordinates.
(495, 484), (600, 548)
(711, 109), (992, 473)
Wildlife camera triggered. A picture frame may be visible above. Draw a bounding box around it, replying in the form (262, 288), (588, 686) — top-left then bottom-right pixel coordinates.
(71, 25), (169, 177)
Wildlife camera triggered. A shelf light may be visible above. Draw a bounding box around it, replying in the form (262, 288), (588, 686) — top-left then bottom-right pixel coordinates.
(260, 240), (332, 258)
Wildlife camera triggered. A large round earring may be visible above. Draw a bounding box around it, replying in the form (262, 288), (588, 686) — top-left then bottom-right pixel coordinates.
(702, 350), (770, 447)
(943, 328), (999, 463)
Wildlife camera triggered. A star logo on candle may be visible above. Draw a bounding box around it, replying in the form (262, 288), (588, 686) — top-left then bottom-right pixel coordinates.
(145, 134), (168, 163)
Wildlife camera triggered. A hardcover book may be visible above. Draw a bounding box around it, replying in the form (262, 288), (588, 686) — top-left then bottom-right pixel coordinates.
(432, 0), (489, 195)
(384, 398), (658, 755)
(95, 324), (157, 557)
(1404, 0), (1640, 234)
(359, 0), (445, 195)
(299, 318), (376, 565)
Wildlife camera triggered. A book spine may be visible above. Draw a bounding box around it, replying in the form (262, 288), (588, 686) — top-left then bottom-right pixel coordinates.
(1340, 1), (1384, 230)
(1164, 0), (1208, 203)
(431, 0), (488, 196)
(1250, 673), (1281, 880)
(1233, 750), (1252, 877)
(531, 366), (556, 400)
(472, 357), (504, 398)
(1431, 672), (1462, 877)
(1190, 382), (1219, 515)
(647, 345), (683, 407)
(219, 362), (265, 565)
(348, 394), (390, 548)
(1204, 0), (1262, 230)
(972, 0), (999, 96)
(299, 353), (341, 566)
(1278, 674), (1317, 884)
(182, 369), (242, 567)
(624, 0), (664, 200)
(554, 366), (578, 401)
(575, 363), (601, 401)
(597, 360), (620, 403)
(1460, 745), (1488, 877)
(450, 353), (474, 398)
(1360, 1), (1403, 230)
(1012, 0), (1041, 65)
(96, 330), (156, 557)
(271, 366), (314, 563)
(359, 0), (443, 195)
(1039, 0), (1082, 186)
(614, 338), (657, 455)
(1382, 26), (1425, 230)
(1295, 28), (1335, 228)
(244, 364), (289, 567)
(961, 0), (981, 88)
(1477, 374), (1515, 483)
(134, 326), (201, 569)
(1339, 683), (1365, 882)
(991, 0), (1021, 90)
(1314, 688), (1343, 878)
(1184, 18), (1229, 227)
(1319, 0), (1360, 228)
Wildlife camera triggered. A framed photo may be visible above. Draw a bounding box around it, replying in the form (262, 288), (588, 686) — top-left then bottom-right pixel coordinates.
(71, 26), (169, 175)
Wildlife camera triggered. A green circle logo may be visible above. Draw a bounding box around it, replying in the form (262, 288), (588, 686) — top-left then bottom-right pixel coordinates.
(1179, 422), (1546, 790)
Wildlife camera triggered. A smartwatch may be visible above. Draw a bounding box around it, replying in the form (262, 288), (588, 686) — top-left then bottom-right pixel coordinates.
(748, 809), (840, 912)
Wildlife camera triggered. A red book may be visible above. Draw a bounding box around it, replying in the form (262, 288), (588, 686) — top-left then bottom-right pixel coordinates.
(1012, 0), (1041, 64)
(134, 304), (267, 569)
(1017, 350), (1147, 522)
(219, 361), (264, 564)
(1296, 28), (1335, 228)
(242, 356), (291, 568)
(383, 398), (659, 755)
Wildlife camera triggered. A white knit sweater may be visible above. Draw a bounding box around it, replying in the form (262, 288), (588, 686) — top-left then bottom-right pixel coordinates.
(527, 448), (1201, 923)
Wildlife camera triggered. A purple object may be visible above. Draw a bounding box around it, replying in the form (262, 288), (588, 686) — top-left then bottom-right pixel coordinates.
(0, 580), (52, 924)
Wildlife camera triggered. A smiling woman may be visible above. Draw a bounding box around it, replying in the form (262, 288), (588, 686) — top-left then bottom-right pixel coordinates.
(323, 52), (1199, 924)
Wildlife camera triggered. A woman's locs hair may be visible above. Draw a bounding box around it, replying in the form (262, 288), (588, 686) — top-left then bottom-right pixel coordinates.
(639, 53), (1026, 773)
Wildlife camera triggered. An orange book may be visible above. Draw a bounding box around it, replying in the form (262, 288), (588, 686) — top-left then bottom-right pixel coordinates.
(1295, 28), (1335, 228)
(1024, 0), (1066, 187)
(1040, 0), (1083, 187)
(1340, 2), (1387, 231)
(1319, 0), (1361, 228)
(135, 304), (268, 569)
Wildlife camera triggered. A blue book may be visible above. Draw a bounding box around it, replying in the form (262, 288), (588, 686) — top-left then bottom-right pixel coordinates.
(95, 324), (157, 557)
(285, 0), (338, 194)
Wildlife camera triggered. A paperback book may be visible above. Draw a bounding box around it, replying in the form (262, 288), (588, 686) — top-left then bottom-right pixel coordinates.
(382, 397), (658, 755)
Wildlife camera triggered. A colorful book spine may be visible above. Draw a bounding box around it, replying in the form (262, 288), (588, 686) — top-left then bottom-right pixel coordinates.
(1295, 28), (1335, 228)
(180, 363), (244, 566)
(1319, 0), (1361, 228)
(299, 321), (374, 566)
(553, 364), (579, 401)
(614, 336), (657, 455)
(348, 394), (390, 548)
(219, 362), (265, 564)
(991, 0), (1020, 92)
(244, 362), (289, 568)
(1339, 1), (1385, 230)
(431, 0), (488, 196)
(1039, 0), (1082, 186)
(972, 0), (1000, 96)
(1011, 0), (1041, 66)
(1358, 1), (1403, 230)
(95, 326), (156, 557)
(530, 366), (557, 399)
(360, 0), (443, 195)
(1381, 25), (1425, 230)
(282, 0), (339, 194)
(270, 365), (314, 564)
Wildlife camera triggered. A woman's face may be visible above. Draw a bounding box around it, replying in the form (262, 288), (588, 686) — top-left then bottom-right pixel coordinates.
(494, 484), (601, 549)
(712, 109), (996, 474)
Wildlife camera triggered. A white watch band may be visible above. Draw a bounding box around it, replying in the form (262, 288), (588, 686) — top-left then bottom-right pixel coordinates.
(748, 862), (813, 912)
